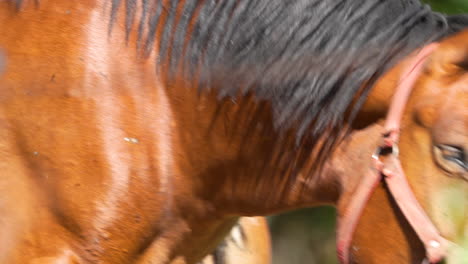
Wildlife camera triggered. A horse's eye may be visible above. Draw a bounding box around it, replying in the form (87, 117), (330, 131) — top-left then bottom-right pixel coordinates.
(438, 145), (465, 166)
(434, 144), (467, 174)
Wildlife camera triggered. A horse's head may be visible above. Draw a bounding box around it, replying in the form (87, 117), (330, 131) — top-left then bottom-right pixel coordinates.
(347, 29), (468, 264)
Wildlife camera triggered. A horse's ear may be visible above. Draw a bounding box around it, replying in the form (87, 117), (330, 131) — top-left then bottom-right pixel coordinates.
(424, 30), (468, 78)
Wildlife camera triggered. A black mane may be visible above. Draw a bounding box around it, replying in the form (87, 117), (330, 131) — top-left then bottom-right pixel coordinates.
(118, 0), (464, 140)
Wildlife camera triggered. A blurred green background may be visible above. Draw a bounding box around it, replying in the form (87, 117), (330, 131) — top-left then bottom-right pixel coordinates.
(424, 0), (468, 14)
(268, 1), (468, 264)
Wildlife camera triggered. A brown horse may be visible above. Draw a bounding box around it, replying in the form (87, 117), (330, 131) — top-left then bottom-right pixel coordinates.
(0, 0), (466, 263)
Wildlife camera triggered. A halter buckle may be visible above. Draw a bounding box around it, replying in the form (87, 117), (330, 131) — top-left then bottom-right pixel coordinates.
(372, 141), (399, 164)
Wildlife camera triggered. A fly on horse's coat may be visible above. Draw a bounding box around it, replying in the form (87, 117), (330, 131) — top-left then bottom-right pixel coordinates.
(0, 0), (467, 263)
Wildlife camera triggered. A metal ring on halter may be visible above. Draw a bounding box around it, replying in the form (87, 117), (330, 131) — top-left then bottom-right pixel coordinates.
(371, 146), (383, 162)
(391, 143), (399, 157)
(371, 143), (399, 162)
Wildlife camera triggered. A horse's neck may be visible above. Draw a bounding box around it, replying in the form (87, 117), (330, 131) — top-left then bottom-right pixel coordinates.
(181, 57), (419, 217)
(165, 54), (420, 217)
(164, 88), (336, 215)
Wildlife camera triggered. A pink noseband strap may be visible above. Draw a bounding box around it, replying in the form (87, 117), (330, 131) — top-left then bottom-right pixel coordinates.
(337, 43), (447, 264)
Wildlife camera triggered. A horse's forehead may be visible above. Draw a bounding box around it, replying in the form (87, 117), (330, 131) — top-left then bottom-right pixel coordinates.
(429, 76), (467, 134)
(409, 70), (468, 162)
(440, 75), (468, 118)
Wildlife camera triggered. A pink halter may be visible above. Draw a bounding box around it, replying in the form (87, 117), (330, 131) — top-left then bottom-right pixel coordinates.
(337, 43), (448, 264)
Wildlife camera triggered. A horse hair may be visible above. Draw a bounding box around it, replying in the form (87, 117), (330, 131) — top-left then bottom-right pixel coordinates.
(121, 0), (467, 138)
(9, 0), (468, 167)
(120, 0), (468, 165)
